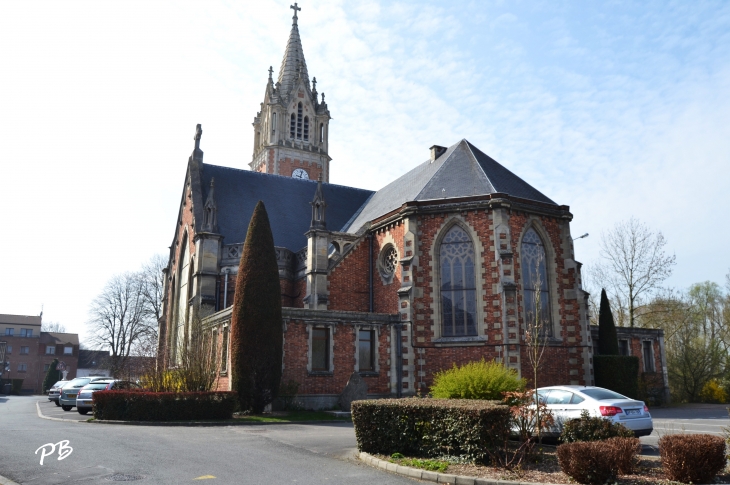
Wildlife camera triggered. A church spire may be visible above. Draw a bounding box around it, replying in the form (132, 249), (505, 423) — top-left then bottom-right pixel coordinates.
(310, 175), (327, 229)
(277, 3), (309, 96)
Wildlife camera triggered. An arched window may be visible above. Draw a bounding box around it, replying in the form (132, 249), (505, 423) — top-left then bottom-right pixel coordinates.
(290, 113), (295, 139)
(521, 228), (552, 336)
(296, 103), (303, 139)
(319, 123), (324, 143)
(272, 112), (277, 134)
(303, 116), (309, 141)
(439, 225), (477, 337)
(175, 236), (190, 363)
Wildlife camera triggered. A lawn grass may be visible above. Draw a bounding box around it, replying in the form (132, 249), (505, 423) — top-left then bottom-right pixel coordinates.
(234, 410), (351, 423)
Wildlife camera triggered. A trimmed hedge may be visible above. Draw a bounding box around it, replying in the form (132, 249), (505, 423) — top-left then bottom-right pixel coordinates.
(92, 391), (237, 421)
(659, 434), (726, 484)
(352, 398), (511, 463)
(593, 355), (639, 399)
(557, 440), (619, 484)
(560, 410), (635, 443)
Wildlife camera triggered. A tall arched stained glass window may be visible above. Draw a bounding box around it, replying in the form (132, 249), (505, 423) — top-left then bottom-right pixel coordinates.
(521, 228), (552, 336)
(440, 225), (477, 337)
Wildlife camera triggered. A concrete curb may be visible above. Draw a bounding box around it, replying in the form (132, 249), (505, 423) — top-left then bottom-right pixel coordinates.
(358, 452), (562, 485)
(0, 474), (21, 485)
(36, 401), (86, 423)
(36, 401), (350, 427)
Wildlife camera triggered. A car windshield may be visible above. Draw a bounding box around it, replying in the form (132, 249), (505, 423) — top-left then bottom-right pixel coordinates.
(52, 381), (66, 388)
(580, 388), (628, 400)
(82, 383), (110, 391)
(69, 378), (91, 388)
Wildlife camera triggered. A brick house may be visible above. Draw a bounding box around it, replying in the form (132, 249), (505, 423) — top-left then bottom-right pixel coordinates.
(158, 5), (655, 408)
(0, 314), (79, 394)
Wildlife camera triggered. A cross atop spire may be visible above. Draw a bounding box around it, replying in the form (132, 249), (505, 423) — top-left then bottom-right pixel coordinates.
(194, 124), (202, 150)
(290, 3), (301, 25)
(268, 66), (273, 79)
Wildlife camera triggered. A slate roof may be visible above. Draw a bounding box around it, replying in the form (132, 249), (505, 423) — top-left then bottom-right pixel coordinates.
(344, 139), (556, 232)
(200, 164), (374, 251)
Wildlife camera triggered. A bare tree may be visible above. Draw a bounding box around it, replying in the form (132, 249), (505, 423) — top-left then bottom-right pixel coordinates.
(135, 254), (166, 355)
(87, 272), (156, 377)
(523, 251), (551, 445)
(41, 321), (66, 333)
(592, 217), (676, 327)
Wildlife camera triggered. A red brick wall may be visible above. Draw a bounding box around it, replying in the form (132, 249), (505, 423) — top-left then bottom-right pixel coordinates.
(373, 223), (404, 314)
(277, 157), (322, 181)
(328, 239), (370, 312)
(281, 319), (391, 395)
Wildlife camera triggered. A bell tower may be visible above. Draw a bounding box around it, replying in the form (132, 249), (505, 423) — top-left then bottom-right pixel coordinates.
(250, 3), (332, 182)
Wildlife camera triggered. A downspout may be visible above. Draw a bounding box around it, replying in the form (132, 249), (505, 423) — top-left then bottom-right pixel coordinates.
(223, 268), (230, 309)
(368, 234), (374, 313)
(214, 276), (220, 312)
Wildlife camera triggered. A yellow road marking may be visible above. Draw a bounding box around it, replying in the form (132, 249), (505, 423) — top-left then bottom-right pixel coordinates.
(194, 476), (216, 480)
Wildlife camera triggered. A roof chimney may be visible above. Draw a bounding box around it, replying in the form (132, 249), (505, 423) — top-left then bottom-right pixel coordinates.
(430, 145), (447, 162)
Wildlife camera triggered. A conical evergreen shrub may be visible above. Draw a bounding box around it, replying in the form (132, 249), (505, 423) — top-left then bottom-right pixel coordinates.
(230, 201), (283, 413)
(598, 288), (619, 355)
(42, 358), (60, 393)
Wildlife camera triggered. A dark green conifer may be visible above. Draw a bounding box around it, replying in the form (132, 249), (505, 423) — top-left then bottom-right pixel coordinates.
(42, 358), (60, 393)
(230, 201), (283, 413)
(597, 288), (620, 355)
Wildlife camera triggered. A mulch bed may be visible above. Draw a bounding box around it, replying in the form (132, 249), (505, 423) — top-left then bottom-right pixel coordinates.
(378, 446), (730, 484)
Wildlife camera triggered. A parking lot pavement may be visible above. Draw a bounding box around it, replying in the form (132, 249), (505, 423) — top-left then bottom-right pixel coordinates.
(639, 403), (729, 453)
(37, 399), (90, 422)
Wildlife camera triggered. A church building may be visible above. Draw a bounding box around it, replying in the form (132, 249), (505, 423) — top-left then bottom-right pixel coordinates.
(158, 4), (628, 409)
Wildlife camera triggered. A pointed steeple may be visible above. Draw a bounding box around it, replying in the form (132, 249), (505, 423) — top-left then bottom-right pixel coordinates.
(310, 175), (327, 229)
(202, 178), (218, 233)
(277, 3), (309, 97)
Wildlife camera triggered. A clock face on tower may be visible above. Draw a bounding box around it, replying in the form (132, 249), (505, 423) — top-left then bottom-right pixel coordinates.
(292, 168), (309, 180)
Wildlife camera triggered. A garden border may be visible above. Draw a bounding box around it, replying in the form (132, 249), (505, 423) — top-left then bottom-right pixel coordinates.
(359, 452), (563, 485)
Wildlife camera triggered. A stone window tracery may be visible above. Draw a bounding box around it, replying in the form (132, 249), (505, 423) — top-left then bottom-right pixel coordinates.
(439, 225), (477, 337)
(290, 113), (295, 138)
(521, 228), (552, 336)
(379, 245), (398, 278)
(296, 102), (303, 139)
(303, 116), (309, 141)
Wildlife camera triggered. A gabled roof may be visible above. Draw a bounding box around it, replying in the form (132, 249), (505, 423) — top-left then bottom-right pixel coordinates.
(200, 164), (374, 251)
(344, 139), (556, 232)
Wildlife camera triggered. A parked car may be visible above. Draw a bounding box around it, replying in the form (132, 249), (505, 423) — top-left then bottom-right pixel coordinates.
(76, 380), (142, 415)
(47, 380), (68, 406)
(536, 385), (653, 437)
(59, 376), (110, 411)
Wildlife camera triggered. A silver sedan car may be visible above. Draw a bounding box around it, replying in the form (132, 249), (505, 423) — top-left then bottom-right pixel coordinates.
(537, 385), (653, 437)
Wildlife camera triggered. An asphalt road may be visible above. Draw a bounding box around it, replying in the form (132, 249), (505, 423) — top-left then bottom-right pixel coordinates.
(1, 396), (419, 485)
(642, 403), (729, 448)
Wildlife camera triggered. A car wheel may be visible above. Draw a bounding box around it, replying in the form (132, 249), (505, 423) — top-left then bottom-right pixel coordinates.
(62, 405), (72, 411)
(78, 409), (89, 415)
(54, 400), (61, 407)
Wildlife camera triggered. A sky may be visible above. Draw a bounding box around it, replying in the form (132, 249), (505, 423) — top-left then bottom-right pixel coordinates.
(1, 0), (729, 342)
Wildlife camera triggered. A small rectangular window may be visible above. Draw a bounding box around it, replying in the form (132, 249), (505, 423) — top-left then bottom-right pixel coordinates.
(44, 364), (51, 372)
(618, 340), (629, 356)
(4, 328), (13, 336)
(20, 329), (33, 338)
(20, 346), (29, 355)
(358, 330), (375, 372)
(18, 363), (27, 372)
(642, 341), (655, 372)
(312, 328), (329, 372)
(6, 345), (11, 354)
(64, 346), (73, 355)
(46, 346), (56, 355)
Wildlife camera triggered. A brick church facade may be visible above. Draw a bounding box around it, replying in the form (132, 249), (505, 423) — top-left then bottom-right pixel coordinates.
(158, 5), (668, 408)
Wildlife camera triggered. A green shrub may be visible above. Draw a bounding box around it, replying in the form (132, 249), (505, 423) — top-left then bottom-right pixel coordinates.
(42, 359), (60, 393)
(352, 398), (511, 463)
(92, 391), (238, 421)
(557, 440), (618, 484)
(230, 201), (283, 413)
(700, 378), (727, 403)
(430, 359), (525, 400)
(659, 434), (726, 483)
(11, 379), (24, 395)
(560, 410), (634, 443)
(593, 355), (639, 399)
